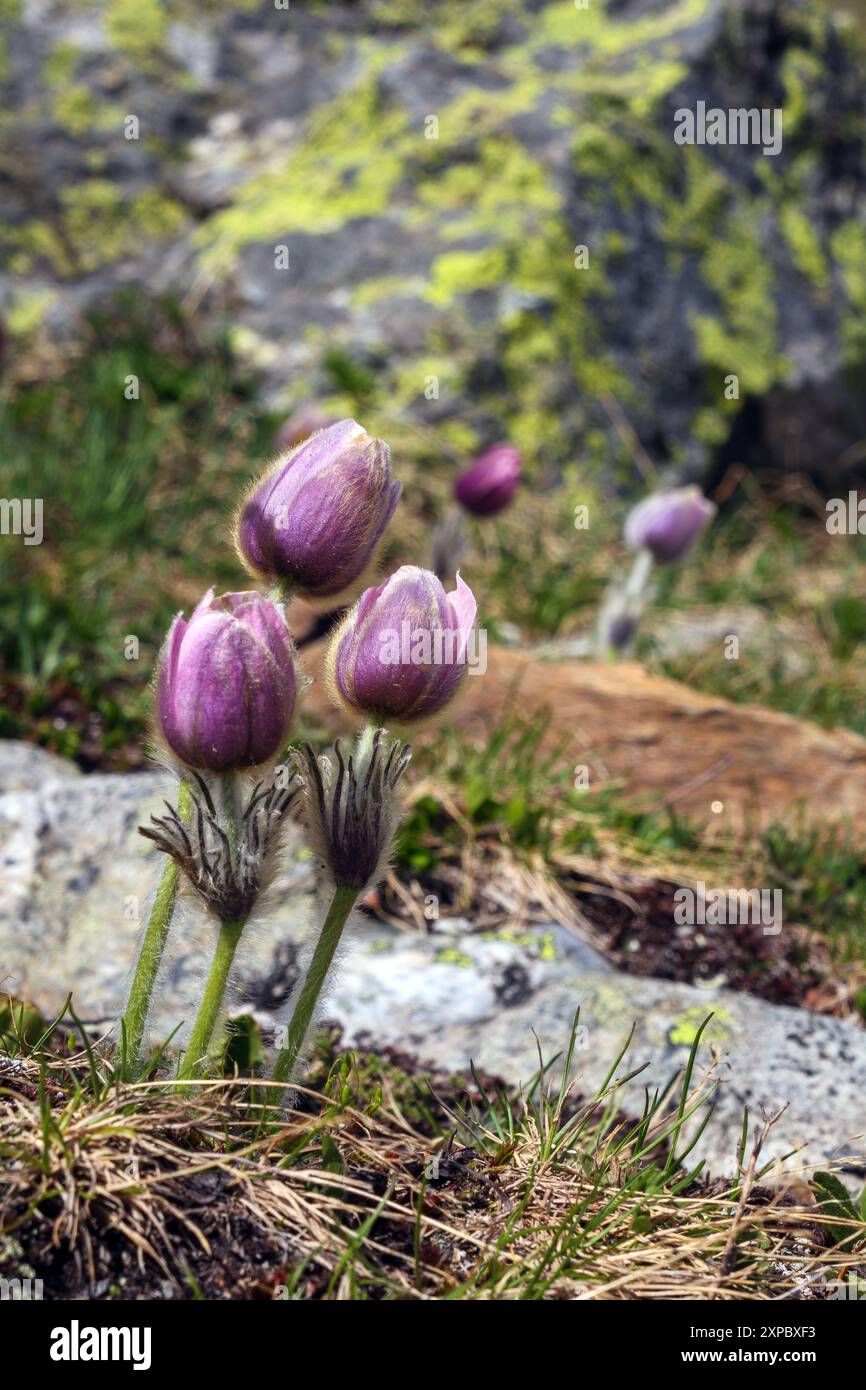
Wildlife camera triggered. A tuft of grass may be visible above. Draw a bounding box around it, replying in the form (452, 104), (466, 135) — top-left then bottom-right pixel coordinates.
(1, 1012), (863, 1300)
(760, 818), (866, 971)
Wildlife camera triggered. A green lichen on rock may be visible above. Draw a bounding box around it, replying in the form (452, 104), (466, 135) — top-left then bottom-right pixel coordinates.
(51, 87), (100, 137)
(351, 275), (426, 308)
(65, 183), (185, 271)
(778, 203), (829, 291)
(372, 0), (515, 53)
(195, 67), (413, 273)
(481, 928), (558, 960)
(5, 287), (58, 336)
(42, 40), (84, 89)
(538, 0), (707, 53)
(8, 182), (187, 277)
(425, 247), (509, 307)
(2, 0), (864, 488)
(668, 1005), (733, 1049)
(779, 45), (825, 136)
(830, 220), (866, 362)
(105, 0), (168, 59)
(691, 204), (786, 396)
(188, 0), (704, 460)
(435, 945), (475, 968)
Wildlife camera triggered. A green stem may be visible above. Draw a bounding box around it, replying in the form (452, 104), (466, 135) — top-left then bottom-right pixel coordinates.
(219, 772), (241, 866)
(624, 547), (654, 602)
(177, 916), (247, 1081)
(354, 721), (377, 765)
(121, 780), (192, 1080)
(270, 884), (358, 1099)
(269, 581), (293, 606)
(595, 549), (655, 658)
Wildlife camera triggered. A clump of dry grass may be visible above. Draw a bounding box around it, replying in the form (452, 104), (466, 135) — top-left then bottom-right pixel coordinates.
(1, 1022), (863, 1301)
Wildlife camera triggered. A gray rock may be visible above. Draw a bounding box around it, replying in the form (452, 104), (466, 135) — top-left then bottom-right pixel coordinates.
(1, 752), (864, 1180)
(531, 606), (809, 672)
(0, 741), (80, 794)
(0, 765), (318, 1036)
(330, 924), (866, 1181)
(644, 608), (809, 676)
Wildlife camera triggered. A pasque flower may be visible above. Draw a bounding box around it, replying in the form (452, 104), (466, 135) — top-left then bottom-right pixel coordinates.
(454, 442), (522, 517)
(327, 565), (477, 723)
(127, 591), (296, 1080)
(624, 486), (716, 564)
(294, 730), (411, 894)
(270, 729), (411, 1096)
(235, 419), (401, 599)
(123, 410), (490, 1095)
(156, 589), (297, 773)
(140, 766), (300, 923)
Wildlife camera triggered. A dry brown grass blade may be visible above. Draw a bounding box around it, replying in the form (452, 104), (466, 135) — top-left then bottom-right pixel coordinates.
(2, 1051), (863, 1300)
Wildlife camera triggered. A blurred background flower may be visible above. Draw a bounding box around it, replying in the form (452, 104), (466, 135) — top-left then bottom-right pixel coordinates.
(454, 443), (522, 518)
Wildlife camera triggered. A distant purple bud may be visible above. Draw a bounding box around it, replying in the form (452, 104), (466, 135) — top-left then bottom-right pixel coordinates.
(274, 402), (335, 452)
(236, 419), (401, 599)
(607, 611), (638, 651)
(624, 486), (716, 564)
(156, 589), (296, 772)
(454, 443), (522, 517)
(328, 565), (478, 724)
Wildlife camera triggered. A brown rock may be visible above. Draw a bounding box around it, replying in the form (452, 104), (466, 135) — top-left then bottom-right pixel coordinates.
(298, 643), (866, 835)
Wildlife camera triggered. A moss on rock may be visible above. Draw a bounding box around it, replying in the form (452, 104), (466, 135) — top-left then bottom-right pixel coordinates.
(2, 0), (864, 487)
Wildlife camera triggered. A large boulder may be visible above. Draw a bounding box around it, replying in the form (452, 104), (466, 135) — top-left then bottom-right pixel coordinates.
(1, 0), (865, 491)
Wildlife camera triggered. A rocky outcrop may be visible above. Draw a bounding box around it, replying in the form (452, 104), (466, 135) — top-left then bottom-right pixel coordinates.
(1, 0), (865, 491)
(2, 741), (865, 1180)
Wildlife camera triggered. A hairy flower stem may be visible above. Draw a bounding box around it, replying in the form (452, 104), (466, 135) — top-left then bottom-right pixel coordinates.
(121, 780), (192, 1080)
(624, 548), (654, 602)
(269, 581), (293, 606)
(596, 548), (655, 657)
(269, 883), (358, 1102)
(219, 772), (241, 865)
(354, 720), (377, 766)
(177, 916), (247, 1082)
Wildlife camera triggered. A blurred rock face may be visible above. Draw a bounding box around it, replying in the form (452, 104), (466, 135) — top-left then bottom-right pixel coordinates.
(2, 0), (865, 492)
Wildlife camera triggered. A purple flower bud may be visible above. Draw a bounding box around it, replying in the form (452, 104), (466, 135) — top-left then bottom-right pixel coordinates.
(236, 419), (401, 599)
(156, 589), (297, 772)
(624, 486), (716, 564)
(454, 443), (522, 517)
(328, 565), (478, 723)
(274, 402), (335, 453)
(607, 611), (638, 651)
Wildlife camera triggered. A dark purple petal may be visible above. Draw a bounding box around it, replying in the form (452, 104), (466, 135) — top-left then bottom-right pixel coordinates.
(455, 443), (522, 517)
